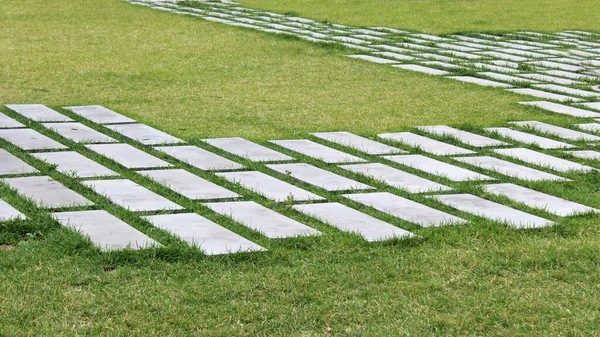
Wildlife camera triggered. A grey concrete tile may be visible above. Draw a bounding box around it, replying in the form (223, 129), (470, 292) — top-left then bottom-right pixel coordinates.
(377, 132), (476, 156)
(0, 113), (24, 129)
(384, 154), (493, 181)
(580, 102), (600, 111)
(86, 143), (172, 169)
(54, 210), (158, 251)
(0, 129), (68, 150)
(448, 76), (512, 88)
(0, 149), (39, 176)
(310, 131), (405, 155)
(479, 72), (537, 84)
(267, 163), (373, 191)
(216, 171), (322, 202)
(293, 202), (413, 241)
(483, 183), (598, 216)
(542, 70), (597, 81)
(493, 148), (595, 172)
(105, 123), (184, 145)
(392, 64), (449, 75)
(576, 123), (600, 133)
(519, 101), (600, 118)
(269, 139), (366, 164)
(528, 61), (583, 72)
(479, 51), (527, 62)
(155, 145), (244, 171)
(138, 169), (238, 200)
(202, 137), (293, 162)
(484, 127), (575, 149)
(533, 84), (600, 98)
(372, 52), (414, 61)
(43, 122), (116, 143)
(432, 194), (554, 228)
(569, 150), (600, 160)
(344, 192), (467, 227)
(472, 63), (518, 73)
(144, 213), (265, 254)
(2, 176), (92, 208)
(82, 179), (183, 212)
(5, 104), (72, 122)
(0, 199), (25, 222)
(417, 125), (508, 147)
(454, 156), (570, 181)
(63, 105), (137, 124)
(508, 88), (583, 102)
(518, 73), (582, 86)
(204, 201), (321, 239)
(509, 121), (600, 141)
(32, 151), (118, 178)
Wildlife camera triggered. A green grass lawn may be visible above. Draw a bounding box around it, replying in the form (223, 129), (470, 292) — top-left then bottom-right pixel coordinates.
(2, 0), (600, 336)
(241, 0), (600, 34)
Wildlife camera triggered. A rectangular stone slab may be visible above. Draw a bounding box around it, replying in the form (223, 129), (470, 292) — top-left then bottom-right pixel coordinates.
(63, 105), (136, 124)
(493, 148), (594, 172)
(344, 192), (467, 227)
(267, 163), (373, 191)
(5, 104), (72, 122)
(293, 202), (413, 241)
(384, 154), (493, 181)
(269, 139), (366, 164)
(0, 199), (25, 222)
(86, 143), (172, 169)
(416, 125), (509, 147)
(144, 213), (265, 255)
(576, 123), (600, 132)
(216, 171), (323, 202)
(448, 76), (512, 88)
(54, 210), (158, 251)
(341, 162), (451, 193)
(204, 201), (321, 238)
(0, 149), (39, 176)
(431, 194), (554, 228)
(483, 183), (598, 216)
(454, 156), (569, 181)
(0, 129), (68, 150)
(392, 64), (449, 75)
(479, 72), (536, 84)
(42, 122), (117, 143)
(581, 102), (600, 111)
(310, 131), (405, 155)
(138, 169), (238, 200)
(543, 70), (597, 81)
(155, 145), (243, 171)
(0, 113), (24, 129)
(377, 132), (476, 156)
(484, 127), (575, 149)
(346, 54), (398, 64)
(82, 179), (183, 212)
(105, 123), (184, 145)
(507, 88), (583, 102)
(202, 137), (293, 162)
(32, 151), (117, 178)
(569, 150), (600, 160)
(510, 121), (600, 141)
(2, 176), (92, 208)
(533, 84), (600, 98)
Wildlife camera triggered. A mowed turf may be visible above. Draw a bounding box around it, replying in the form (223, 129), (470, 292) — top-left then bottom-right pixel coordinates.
(2, 0), (600, 336)
(242, 0), (600, 34)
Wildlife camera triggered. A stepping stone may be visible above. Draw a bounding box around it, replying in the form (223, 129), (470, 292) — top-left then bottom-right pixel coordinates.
(202, 137), (293, 162)
(576, 123), (600, 133)
(472, 63), (517, 73)
(344, 192), (467, 227)
(310, 131), (405, 155)
(483, 183), (598, 216)
(87, 143), (172, 169)
(0, 113), (24, 129)
(82, 179), (183, 212)
(144, 213), (265, 254)
(484, 127), (575, 149)
(2, 176), (92, 208)
(54, 210), (158, 251)
(384, 154), (493, 181)
(0, 199), (25, 222)
(392, 64), (449, 75)
(32, 151), (118, 178)
(341, 163), (451, 193)
(216, 171), (322, 202)
(372, 45), (412, 53)
(542, 70), (597, 81)
(432, 194), (553, 228)
(533, 84), (600, 98)
(0, 129), (67, 150)
(267, 163), (372, 191)
(5, 104), (72, 122)
(105, 123), (184, 145)
(519, 101), (600, 118)
(269, 139), (366, 164)
(580, 102), (600, 111)
(448, 76), (512, 88)
(479, 51), (527, 62)
(138, 169), (238, 200)
(155, 145), (243, 171)
(493, 148), (595, 172)
(63, 105), (136, 124)
(479, 72), (536, 84)
(421, 61), (466, 70)
(417, 53), (459, 62)
(293, 202), (413, 241)
(508, 88), (582, 102)
(42, 122), (116, 143)
(528, 61), (582, 72)
(378, 132), (476, 156)
(416, 125), (508, 147)
(205, 201), (320, 239)
(509, 121), (600, 141)
(372, 52), (414, 61)
(518, 73), (582, 85)
(436, 43), (479, 52)
(454, 156), (569, 181)
(0, 149), (38, 176)
(569, 150), (600, 160)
